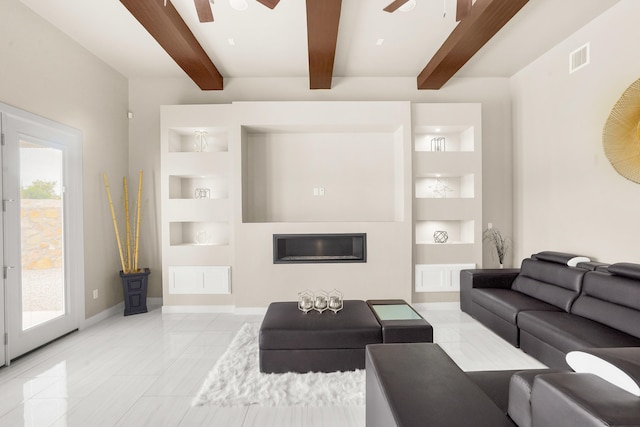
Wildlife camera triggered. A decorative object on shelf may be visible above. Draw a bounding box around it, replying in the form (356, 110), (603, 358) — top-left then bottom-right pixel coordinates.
(433, 230), (449, 243)
(328, 289), (344, 313)
(431, 136), (446, 152)
(483, 225), (510, 268)
(603, 78), (640, 183)
(194, 130), (208, 152)
(195, 230), (209, 245)
(431, 178), (452, 198)
(298, 290), (314, 313)
(314, 289), (329, 313)
(103, 170), (150, 315)
(194, 187), (211, 199)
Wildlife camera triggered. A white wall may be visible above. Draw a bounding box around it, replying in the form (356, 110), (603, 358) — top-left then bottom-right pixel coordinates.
(511, 0), (640, 264)
(0, 1), (129, 318)
(244, 131), (398, 223)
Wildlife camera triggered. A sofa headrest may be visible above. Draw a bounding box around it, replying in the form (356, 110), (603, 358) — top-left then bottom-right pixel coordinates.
(575, 261), (610, 271)
(607, 263), (640, 281)
(532, 251), (590, 267)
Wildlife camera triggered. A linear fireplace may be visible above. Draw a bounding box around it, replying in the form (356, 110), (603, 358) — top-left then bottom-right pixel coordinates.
(273, 233), (367, 264)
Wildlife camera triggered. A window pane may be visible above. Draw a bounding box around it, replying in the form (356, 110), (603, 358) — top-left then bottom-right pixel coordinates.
(20, 139), (65, 330)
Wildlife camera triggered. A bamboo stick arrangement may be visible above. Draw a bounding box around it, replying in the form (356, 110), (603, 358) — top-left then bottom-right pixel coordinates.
(103, 171), (144, 274)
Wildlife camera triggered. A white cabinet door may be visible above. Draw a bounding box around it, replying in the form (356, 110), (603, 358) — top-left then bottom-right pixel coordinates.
(169, 266), (231, 294)
(415, 264), (475, 292)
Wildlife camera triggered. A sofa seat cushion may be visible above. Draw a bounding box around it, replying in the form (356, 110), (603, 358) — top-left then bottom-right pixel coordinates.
(471, 289), (561, 324)
(517, 311), (640, 354)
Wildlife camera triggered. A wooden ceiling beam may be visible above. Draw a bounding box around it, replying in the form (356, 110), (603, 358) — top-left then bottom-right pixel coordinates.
(306, 0), (342, 89)
(120, 0), (223, 90)
(456, 0), (472, 21)
(194, 0), (214, 23)
(256, 0), (281, 9)
(417, 0), (529, 90)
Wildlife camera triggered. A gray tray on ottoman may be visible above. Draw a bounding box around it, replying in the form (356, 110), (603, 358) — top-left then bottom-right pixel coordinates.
(259, 300), (382, 373)
(366, 299), (433, 343)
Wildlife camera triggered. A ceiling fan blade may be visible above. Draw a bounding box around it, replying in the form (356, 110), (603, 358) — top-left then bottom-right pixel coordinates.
(194, 0), (214, 22)
(256, 0), (280, 9)
(456, 0), (472, 21)
(383, 0), (409, 13)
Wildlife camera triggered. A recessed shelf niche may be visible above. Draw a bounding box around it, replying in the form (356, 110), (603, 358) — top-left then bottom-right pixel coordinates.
(414, 126), (475, 152)
(169, 222), (230, 246)
(415, 220), (475, 245)
(167, 128), (228, 153)
(168, 175), (228, 199)
(415, 174), (474, 199)
(242, 127), (404, 223)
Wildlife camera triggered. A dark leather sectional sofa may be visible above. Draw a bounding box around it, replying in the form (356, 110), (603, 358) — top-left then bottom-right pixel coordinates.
(365, 251), (640, 426)
(460, 251), (640, 368)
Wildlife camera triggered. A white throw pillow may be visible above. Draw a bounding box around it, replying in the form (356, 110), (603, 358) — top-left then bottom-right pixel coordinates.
(566, 350), (640, 396)
(567, 256), (590, 267)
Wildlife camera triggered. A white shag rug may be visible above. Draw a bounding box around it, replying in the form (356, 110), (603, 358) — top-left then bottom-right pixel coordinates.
(192, 323), (365, 407)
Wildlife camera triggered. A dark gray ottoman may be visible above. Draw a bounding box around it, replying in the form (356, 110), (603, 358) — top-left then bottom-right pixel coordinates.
(259, 300), (382, 373)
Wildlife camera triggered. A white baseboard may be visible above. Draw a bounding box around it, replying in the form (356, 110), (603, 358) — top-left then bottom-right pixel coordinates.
(82, 302), (124, 329)
(234, 307), (268, 315)
(161, 305), (236, 314)
(160, 305), (267, 315)
(82, 297), (164, 329)
(147, 297), (163, 307)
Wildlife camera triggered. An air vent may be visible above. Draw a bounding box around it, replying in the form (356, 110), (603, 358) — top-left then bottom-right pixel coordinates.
(569, 43), (590, 74)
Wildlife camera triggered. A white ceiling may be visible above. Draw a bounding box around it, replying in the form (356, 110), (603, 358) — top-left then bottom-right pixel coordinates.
(19, 0), (620, 85)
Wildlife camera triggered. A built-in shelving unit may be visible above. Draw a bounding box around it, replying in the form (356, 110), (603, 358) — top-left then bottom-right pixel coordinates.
(159, 101), (483, 308)
(160, 105), (234, 301)
(412, 104), (482, 298)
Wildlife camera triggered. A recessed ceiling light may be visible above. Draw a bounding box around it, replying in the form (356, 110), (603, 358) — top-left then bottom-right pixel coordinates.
(229, 0), (248, 11)
(376, 38), (384, 46)
(435, 128), (441, 132)
(399, 0), (416, 12)
(228, 38), (236, 46)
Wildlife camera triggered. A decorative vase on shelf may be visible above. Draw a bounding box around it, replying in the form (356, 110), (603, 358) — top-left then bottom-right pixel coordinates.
(433, 230), (448, 244)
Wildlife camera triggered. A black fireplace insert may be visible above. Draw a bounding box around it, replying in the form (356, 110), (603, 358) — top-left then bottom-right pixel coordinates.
(273, 233), (367, 264)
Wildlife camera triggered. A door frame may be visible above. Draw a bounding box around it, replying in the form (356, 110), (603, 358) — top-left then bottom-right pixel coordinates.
(1, 102), (85, 364)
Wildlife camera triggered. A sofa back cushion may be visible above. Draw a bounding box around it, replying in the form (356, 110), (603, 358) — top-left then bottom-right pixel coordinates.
(571, 270), (640, 339)
(511, 258), (586, 312)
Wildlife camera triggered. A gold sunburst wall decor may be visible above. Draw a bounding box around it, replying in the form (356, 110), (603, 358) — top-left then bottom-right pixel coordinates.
(603, 78), (640, 183)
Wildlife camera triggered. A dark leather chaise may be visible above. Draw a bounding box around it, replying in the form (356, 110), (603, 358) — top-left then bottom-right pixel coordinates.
(366, 344), (640, 427)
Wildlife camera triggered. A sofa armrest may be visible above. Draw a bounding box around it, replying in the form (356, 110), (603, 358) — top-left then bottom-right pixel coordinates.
(531, 372), (640, 427)
(460, 269), (520, 314)
(566, 347), (640, 396)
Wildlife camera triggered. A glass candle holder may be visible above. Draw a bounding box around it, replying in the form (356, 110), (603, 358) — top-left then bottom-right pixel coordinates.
(328, 289), (343, 313)
(298, 290), (314, 314)
(313, 290), (329, 313)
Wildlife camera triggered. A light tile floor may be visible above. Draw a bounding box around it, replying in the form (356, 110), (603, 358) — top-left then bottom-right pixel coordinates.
(0, 304), (546, 426)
